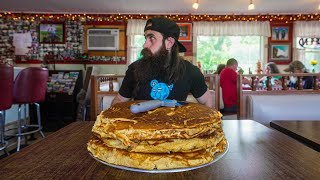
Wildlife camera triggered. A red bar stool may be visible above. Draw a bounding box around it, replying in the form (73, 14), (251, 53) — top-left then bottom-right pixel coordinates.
(13, 67), (48, 151)
(0, 63), (14, 154)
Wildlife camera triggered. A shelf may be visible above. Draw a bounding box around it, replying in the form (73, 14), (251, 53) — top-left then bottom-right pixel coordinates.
(15, 59), (127, 65)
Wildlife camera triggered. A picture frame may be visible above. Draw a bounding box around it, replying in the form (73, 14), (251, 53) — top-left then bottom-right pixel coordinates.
(39, 22), (65, 44)
(268, 23), (293, 64)
(271, 26), (290, 41)
(177, 23), (192, 42)
(269, 43), (291, 64)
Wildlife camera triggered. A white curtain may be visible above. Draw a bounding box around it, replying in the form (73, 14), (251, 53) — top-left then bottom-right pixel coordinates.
(293, 21), (320, 62)
(126, 19), (147, 36)
(126, 19), (147, 64)
(193, 21), (271, 36)
(294, 21), (320, 37)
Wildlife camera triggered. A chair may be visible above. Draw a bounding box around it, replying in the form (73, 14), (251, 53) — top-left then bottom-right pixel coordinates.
(0, 63), (14, 154)
(13, 67), (48, 151)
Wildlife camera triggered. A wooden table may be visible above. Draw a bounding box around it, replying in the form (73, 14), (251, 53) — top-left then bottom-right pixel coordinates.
(0, 120), (319, 179)
(270, 120), (320, 152)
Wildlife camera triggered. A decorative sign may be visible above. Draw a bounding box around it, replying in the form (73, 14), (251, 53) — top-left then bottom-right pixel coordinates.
(298, 37), (320, 48)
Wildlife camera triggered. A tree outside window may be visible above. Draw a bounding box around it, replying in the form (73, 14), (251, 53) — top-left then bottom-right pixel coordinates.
(130, 35), (263, 74)
(197, 36), (262, 74)
(128, 35), (145, 63)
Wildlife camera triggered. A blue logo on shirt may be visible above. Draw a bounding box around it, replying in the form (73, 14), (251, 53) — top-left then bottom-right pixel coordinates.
(150, 79), (173, 100)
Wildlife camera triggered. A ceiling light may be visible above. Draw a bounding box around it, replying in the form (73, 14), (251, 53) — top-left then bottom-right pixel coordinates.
(192, 0), (199, 10)
(318, 4), (320, 10)
(248, 0), (255, 10)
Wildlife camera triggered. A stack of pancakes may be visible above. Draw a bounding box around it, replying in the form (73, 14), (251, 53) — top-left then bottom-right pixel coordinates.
(87, 101), (226, 170)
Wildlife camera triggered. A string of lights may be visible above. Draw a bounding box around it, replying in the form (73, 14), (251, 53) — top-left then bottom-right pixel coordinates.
(1, 12), (320, 23)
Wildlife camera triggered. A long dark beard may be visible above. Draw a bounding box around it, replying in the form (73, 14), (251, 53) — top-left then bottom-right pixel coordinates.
(134, 44), (171, 84)
(132, 42), (186, 99)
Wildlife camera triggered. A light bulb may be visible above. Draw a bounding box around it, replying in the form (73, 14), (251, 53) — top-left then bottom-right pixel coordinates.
(192, 2), (199, 9)
(248, 3), (255, 10)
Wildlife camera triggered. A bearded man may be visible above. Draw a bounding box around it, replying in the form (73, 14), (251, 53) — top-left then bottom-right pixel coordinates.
(111, 17), (212, 108)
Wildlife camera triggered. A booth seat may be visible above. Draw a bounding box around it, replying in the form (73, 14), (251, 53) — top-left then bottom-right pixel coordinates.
(247, 94), (320, 126)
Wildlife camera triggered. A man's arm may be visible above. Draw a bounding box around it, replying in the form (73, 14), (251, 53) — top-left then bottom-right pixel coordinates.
(111, 94), (131, 106)
(111, 62), (136, 106)
(196, 90), (213, 108)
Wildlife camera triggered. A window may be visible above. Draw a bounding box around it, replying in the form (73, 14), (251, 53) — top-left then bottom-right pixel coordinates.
(128, 35), (145, 63)
(300, 49), (320, 73)
(197, 36), (263, 74)
(296, 37), (320, 72)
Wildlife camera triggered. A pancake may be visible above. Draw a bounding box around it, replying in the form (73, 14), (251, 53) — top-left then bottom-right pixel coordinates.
(92, 101), (222, 147)
(88, 100), (227, 170)
(97, 130), (225, 153)
(88, 136), (227, 170)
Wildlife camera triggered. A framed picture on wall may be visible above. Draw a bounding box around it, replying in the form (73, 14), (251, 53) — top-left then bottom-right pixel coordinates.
(177, 23), (192, 42)
(268, 23), (293, 64)
(269, 43), (291, 64)
(271, 26), (290, 41)
(39, 22), (65, 44)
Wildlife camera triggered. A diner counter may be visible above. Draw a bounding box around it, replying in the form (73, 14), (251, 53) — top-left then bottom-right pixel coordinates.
(0, 120), (319, 179)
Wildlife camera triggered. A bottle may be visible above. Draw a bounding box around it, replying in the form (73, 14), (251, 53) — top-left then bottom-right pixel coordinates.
(256, 61), (262, 74)
(249, 68), (252, 74)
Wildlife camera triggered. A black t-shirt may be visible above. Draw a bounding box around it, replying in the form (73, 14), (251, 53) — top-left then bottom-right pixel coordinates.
(119, 60), (208, 101)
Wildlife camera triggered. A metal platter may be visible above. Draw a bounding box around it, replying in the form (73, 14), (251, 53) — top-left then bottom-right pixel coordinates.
(90, 141), (229, 173)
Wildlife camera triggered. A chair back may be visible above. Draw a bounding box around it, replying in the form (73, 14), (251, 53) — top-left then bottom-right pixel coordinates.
(13, 67), (49, 104)
(0, 63), (14, 110)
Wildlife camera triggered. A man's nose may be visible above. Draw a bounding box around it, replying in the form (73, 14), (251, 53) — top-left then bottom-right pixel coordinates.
(143, 41), (150, 49)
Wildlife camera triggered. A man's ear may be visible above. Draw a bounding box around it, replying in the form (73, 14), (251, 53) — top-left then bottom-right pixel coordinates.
(164, 37), (175, 50)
